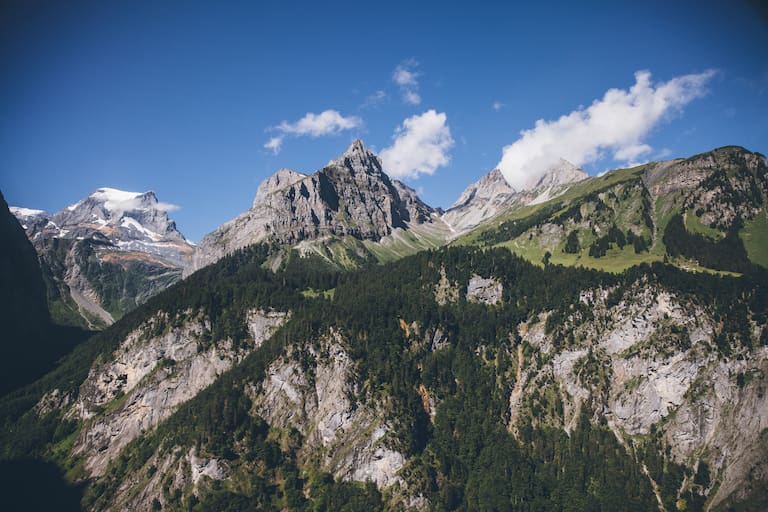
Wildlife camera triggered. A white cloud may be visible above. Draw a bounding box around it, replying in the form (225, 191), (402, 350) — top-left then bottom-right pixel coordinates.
(393, 66), (418, 87)
(94, 191), (179, 213)
(393, 60), (421, 105)
(380, 110), (454, 179)
(264, 136), (283, 154)
(155, 201), (180, 212)
(493, 101), (505, 111)
(277, 110), (362, 137)
(264, 110), (362, 154)
(496, 69), (716, 191)
(403, 90), (421, 105)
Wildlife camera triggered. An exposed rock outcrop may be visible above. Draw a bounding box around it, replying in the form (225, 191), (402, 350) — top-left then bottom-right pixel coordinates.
(251, 330), (406, 489)
(466, 274), (503, 305)
(511, 283), (768, 509)
(69, 309), (287, 476)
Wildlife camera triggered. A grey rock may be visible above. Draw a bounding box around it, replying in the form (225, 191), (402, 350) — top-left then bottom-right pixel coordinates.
(188, 140), (435, 274)
(70, 309), (286, 476)
(252, 330), (406, 489)
(466, 274), (503, 305)
(12, 188), (194, 327)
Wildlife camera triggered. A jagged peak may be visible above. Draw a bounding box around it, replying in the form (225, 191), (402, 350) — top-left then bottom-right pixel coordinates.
(344, 139), (369, 157)
(328, 139), (383, 175)
(448, 168), (514, 210)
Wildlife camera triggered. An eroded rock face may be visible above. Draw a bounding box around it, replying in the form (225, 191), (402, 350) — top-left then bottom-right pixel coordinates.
(70, 309), (287, 476)
(645, 147), (768, 230)
(251, 330), (405, 489)
(466, 274), (503, 305)
(511, 283), (768, 508)
(188, 140), (435, 275)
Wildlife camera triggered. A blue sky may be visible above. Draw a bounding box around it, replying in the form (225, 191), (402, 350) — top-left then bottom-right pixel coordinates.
(2, 0), (767, 241)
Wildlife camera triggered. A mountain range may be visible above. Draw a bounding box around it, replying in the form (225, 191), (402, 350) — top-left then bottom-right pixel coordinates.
(2, 142), (767, 512)
(11, 140), (593, 326)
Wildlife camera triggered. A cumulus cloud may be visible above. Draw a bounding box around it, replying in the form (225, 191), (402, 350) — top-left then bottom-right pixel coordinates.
(380, 110), (454, 179)
(393, 60), (421, 105)
(497, 69), (716, 191)
(264, 110), (362, 154)
(277, 110), (362, 137)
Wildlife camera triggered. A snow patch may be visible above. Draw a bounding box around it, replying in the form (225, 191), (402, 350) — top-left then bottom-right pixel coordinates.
(10, 206), (46, 217)
(120, 217), (163, 241)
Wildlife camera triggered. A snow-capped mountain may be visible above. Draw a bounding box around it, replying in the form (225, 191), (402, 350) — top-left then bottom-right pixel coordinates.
(19, 188), (192, 266)
(12, 188), (194, 328)
(443, 159), (587, 233)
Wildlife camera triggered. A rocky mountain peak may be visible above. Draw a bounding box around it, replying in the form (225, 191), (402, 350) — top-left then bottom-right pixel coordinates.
(53, 187), (186, 244)
(9, 207), (48, 229)
(14, 187), (193, 270)
(328, 139), (383, 176)
(189, 140), (436, 274)
(449, 168), (513, 211)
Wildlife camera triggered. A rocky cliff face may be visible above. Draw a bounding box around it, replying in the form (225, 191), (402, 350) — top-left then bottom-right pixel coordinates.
(4, 146), (767, 512)
(188, 140), (436, 274)
(12, 188), (194, 328)
(508, 281), (768, 511)
(19, 187), (192, 266)
(644, 146), (768, 231)
(252, 330), (406, 489)
(43, 308), (287, 477)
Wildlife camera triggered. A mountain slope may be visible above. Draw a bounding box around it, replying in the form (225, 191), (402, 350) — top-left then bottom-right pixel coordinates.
(2, 145), (767, 512)
(0, 191), (52, 393)
(2, 244), (765, 511)
(460, 146), (768, 274)
(13, 188), (194, 329)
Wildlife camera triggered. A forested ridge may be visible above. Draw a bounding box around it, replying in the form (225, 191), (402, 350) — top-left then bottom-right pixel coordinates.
(2, 237), (765, 511)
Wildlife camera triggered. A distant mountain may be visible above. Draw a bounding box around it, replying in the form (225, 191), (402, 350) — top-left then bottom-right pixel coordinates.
(188, 140), (446, 274)
(443, 159), (587, 233)
(17, 187), (191, 265)
(12, 188), (194, 329)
